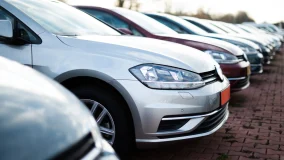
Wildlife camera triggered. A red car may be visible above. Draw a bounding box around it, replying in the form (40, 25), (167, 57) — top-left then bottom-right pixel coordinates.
(76, 6), (251, 92)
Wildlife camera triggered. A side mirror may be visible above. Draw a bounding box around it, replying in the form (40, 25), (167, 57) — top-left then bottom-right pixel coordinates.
(0, 20), (13, 39)
(118, 28), (134, 35)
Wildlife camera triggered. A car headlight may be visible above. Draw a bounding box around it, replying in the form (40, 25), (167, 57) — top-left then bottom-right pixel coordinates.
(129, 64), (205, 89)
(204, 50), (240, 64)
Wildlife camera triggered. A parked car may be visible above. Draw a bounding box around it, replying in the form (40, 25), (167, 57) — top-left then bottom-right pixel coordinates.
(0, 56), (118, 160)
(242, 24), (284, 44)
(208, 20), (274, 63)
(182, 17), (273, 64)
(221, 23), (278, 52)
(76, 6), (251, 91)
(237, 24), (282, 52)
(0, 0), (230, 154)
(145, 13), (263, 74)
(248, 23), (284, 38)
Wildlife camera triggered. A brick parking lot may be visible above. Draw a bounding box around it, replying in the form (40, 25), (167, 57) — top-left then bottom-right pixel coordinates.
(132, 50), (284, 160)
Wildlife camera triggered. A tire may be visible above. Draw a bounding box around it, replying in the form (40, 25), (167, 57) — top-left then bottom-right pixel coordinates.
(69, 84), (134, 158)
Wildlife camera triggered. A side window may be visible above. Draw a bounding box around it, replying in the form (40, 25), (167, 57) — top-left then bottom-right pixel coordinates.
(81, 9), (143, 36)
(152, 17), (187, 34)
(189, 21), (212, 33)
(0, 8), (40, 44)
(17, 22), (39, 43)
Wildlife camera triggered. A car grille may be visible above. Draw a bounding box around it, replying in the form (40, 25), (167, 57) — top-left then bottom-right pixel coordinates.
(158, 107), (227, 139)
(247, 54), (262, 64)
(200, 70), (219, 85)
(188, 107), (227, 135)
(52, 133), (95, 160)
(234, 76), (250, 88)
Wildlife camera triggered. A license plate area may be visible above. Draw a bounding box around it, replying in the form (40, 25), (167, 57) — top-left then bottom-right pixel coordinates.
(221, 85), (230, 106)
(247, 66), (251, 76)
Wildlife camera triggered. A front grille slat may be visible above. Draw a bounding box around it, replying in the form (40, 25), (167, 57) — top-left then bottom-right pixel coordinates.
(196, 110), (226, 129)
(236, 55), (246, 61)
(158, 107), (227, 139)
(200, 70), (220, 85)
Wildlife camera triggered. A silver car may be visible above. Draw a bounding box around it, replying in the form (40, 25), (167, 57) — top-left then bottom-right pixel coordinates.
(0, 57), (117, 160)
(0, 0), (230, 154)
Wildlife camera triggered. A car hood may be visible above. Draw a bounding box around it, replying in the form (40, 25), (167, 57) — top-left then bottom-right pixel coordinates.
(0, 57), (100, 160)
(157, 34), (244, 56)
(58, 35), (217, 73)
(203, 33), (260, 50)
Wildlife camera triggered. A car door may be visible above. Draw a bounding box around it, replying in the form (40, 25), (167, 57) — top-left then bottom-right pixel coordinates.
(0, 8), (33, 66)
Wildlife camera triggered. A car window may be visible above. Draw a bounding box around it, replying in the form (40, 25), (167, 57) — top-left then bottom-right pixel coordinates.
(17, 22), (39, 43)
(113, 8), (177, 35)
(80, 8), (143, 36)
(210, 23), (230, 33)
(0, 8), (40, 43)
(160, 15), (208, 35)
(186, 20), (212, 33)
(151, 16), (188, 34)
(8, 0), (121, 36)
(202, 21), (228, 34)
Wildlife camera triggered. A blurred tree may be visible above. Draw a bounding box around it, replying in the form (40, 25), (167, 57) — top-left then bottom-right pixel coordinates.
(116, 0), (141, 11)
(116, 0), (125, 7)
(235, 11), (255, 23)
(164, 0), (172, 13)
(218, 14), (235, 23)
(128, 0), (141, 11)
(170, 7), (255, 24)
(194, 8), (212, 20)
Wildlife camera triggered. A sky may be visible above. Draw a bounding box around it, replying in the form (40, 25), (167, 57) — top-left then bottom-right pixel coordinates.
(68, 0), (284, 23)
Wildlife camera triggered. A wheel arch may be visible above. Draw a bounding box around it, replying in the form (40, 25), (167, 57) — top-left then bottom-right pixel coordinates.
(55, 69), (138, 140)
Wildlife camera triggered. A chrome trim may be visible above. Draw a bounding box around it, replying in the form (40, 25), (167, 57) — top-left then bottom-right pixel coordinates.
(148, 118), (205, 136)
(162, 107), (224, 121)
(227, 77), (246, 81)
(203, 77), (217, 83)
(136, 109), (229, 143)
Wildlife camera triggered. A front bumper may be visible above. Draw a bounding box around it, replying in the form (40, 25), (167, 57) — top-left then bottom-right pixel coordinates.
(228, 76), (250, 92)
(115, 77), (230, 146)
(137, 105), (229, 145)
(220, 61), (250, 91)
(251, 64), (263, 74)
(246, 53), (264, 74)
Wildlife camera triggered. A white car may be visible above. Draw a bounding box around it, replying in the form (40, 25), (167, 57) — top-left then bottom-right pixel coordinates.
(0, 0), (230, 155)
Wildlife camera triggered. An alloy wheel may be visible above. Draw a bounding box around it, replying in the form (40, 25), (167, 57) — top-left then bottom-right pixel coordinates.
(81, 99), (115, 145)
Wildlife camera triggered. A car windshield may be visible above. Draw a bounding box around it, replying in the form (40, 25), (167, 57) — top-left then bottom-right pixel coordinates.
(8, 0), (121, 36)
(238, 25), (257, 33)
(224, 24), (248, 34)
(200, 20), (228, 34)
(113, 8), (177, 35)
(164, 15), (208, 35)
(211, 22), (235, 33)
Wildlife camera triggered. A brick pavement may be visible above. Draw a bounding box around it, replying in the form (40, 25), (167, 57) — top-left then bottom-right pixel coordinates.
(132, 51), (284, 160)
